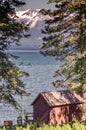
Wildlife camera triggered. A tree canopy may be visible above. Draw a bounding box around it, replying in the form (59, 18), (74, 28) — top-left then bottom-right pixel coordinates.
(41, 0), (86, 94)
(0, 0), (29, 109)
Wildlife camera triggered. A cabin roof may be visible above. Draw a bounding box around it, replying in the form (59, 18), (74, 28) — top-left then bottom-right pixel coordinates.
(32, 90), (84, 107)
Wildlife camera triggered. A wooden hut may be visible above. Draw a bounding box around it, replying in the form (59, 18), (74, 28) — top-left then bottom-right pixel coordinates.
(32, 90), (84, 125)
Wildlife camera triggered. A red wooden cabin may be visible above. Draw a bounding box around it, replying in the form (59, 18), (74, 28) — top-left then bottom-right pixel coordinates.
(32, 90), (84, 125)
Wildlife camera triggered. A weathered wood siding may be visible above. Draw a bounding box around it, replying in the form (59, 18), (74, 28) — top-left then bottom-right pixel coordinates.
(69, 104), (83, 121)
(49, 104), (82, 124)
(49, 105), (69, 124)
(33, 95), (50, 124)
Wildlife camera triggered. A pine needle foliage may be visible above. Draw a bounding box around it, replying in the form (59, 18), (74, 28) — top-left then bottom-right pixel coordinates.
(0, 0), (30, 109)
(41, 0), (86, 94)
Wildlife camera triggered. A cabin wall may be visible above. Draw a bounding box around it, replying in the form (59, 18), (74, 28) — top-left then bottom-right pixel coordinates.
(69, 104), (83, 121)
(33, 95), (50, 125)
(49, 105), (69, 124)
(49, 104), (83, 124)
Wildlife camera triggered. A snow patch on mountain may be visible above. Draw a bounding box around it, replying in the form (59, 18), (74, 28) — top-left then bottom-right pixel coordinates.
(16, 8), (49, 28)
(13, 8), (50, 50)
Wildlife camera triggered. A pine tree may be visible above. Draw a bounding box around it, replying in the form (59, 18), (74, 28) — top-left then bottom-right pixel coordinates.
(0, 0), (29, 109)
(41, 0), (86, 94)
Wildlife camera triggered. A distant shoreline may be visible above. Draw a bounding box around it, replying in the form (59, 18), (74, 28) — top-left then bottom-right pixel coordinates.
(6, 49), (40, 53)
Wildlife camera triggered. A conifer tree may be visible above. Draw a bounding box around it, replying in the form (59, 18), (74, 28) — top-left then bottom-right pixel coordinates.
(0, 0), (29, 109)
(41, 0), (86, 94)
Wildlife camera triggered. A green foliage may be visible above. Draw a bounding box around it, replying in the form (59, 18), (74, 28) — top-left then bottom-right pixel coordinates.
(0, 121), (86, 130)
(72, 121), (85, 130)
(0, 0), (30, 109)
(41, 0), (86, 93)
(83, 104), (86, 117)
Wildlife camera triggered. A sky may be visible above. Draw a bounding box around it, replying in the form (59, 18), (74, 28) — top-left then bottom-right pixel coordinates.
(18, 0), (55, 10)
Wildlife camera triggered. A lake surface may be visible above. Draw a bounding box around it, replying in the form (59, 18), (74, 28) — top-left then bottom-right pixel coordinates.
(0, 50), (60, 125)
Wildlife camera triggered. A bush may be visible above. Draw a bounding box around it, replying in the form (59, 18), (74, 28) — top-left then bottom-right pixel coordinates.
(0, 121), (86, 130)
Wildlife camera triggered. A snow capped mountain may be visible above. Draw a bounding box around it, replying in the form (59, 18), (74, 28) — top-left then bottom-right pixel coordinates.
(16, 8), (49, 28)
(23, 8), (40, 18)
(12, 8), (49, 50)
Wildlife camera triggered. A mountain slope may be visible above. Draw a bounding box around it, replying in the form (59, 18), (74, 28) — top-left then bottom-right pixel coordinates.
(16, 8), (49, 28)
(11, 8), (49, 50)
